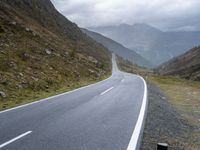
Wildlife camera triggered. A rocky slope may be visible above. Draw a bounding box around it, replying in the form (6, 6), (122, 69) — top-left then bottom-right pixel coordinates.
(82, 29), (153, 68)
(89, 24), (200, 66)
(0, 0), (111, 109)
(158, 46), (200, 81)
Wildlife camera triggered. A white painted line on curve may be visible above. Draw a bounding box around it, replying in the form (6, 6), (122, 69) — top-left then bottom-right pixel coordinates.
(127, 76), (148, 150)
(100, 87), (114, 96)
(0, 131), (32, 149)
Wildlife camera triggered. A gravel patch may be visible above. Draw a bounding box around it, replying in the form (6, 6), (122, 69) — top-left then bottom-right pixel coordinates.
(141, 82), (194, 150)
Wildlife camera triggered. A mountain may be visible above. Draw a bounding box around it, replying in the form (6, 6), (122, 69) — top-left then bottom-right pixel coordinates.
(158, 46), (200, 81)
(89, 24), (200, 66)
(82, 28), (153, 68)
(0, 0), (111, 108)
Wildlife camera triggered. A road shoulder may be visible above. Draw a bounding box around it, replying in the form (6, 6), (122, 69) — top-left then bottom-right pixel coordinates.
(141, 82), (197, 149)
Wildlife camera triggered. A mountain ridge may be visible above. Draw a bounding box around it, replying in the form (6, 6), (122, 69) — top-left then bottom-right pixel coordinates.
(158, 46), (200, 81)
(89, 23), (200, 66)
(82, 28), (154, 68)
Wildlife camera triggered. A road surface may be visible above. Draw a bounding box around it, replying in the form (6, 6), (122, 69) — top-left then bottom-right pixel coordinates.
(0, 55), (147, 150)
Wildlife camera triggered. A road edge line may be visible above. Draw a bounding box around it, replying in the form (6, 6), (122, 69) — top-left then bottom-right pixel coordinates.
(127, 76), (148, 150)
(0, 74), (113, 114)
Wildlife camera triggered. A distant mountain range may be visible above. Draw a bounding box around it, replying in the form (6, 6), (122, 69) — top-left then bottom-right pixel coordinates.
(89, 24), (200, 66)
(82, 29), (153, 68)
(158, 46), (200, 81)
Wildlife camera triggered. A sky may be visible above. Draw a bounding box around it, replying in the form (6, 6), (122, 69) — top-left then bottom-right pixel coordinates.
(51, 0), (200, 31)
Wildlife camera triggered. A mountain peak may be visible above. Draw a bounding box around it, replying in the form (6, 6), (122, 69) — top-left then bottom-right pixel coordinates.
(132, 23), (162, 32)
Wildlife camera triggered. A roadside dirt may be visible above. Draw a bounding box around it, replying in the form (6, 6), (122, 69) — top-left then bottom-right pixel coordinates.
(141, 82), (197, 150)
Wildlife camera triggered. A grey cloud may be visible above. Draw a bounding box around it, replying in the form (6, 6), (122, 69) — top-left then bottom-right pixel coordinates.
(51, 0), (200, 31)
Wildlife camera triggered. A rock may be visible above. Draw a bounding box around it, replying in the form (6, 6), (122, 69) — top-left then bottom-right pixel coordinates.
(88, 69), (95, 74)
(5, 44), (9, 47)
(10, 21), (17, 25)
(31, 76), (39, 81)
(9, 61), (17, 69)
(23, 52), (30, 58)
(88, 56), (98, 64)
(0, 91), (6, 98)
(25, 27), (30, 32)
(54, 53), (61, 57)
(17, 84), (23, 89)
(65, 52), (69, 56)
(32, 31), (37, 36)
(45, 49), (51, 55)
(19, 73), (23, 77)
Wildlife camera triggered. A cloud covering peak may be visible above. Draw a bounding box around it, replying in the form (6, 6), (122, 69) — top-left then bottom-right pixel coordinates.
(51, 0), (200, 31)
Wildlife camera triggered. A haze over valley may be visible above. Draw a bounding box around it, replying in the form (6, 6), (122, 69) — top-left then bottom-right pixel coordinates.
(0, 0), (200, 150)
(89, 24), (200, 66)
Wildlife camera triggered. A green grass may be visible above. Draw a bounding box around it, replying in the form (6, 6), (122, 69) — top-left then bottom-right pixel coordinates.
(0, 16), (112, 111)
(149, 75), (200, 150)
(149, 76), (200, 124)
(0, 74), (111, 111)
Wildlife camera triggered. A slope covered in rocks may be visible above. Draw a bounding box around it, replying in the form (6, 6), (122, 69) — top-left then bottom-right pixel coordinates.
(0, 0), (111, 109)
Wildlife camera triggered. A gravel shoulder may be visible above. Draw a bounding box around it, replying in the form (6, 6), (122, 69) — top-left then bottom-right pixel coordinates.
(141, 82), (197, 150)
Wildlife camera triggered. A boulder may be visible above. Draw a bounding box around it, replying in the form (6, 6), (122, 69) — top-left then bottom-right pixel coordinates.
(45, 49), (52, 55)
(0, 91), (6, 98)
(88, 56), (98, 64)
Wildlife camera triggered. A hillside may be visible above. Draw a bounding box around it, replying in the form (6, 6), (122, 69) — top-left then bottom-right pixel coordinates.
(89, 24), (200, 66)
(82, 29), (153, 68)
(0, 0), (111, 110)
(158, 46), (200, 81)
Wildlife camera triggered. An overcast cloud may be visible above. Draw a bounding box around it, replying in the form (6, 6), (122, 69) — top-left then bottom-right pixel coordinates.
(51, 0), (200, 31)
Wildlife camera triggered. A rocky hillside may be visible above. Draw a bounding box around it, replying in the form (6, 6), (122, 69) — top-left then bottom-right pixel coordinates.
(0, 0), (111, 110)
(89, 24), (200, 66)
(82, 29), (153, 68)
(158, 46), (200, 81)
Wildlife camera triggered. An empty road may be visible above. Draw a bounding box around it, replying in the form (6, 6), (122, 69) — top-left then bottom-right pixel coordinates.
(0, 55), (147, 150)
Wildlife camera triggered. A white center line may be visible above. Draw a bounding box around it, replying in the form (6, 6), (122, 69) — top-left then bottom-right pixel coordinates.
(0, 131), (32, 149)
(100, 87), (114, 96)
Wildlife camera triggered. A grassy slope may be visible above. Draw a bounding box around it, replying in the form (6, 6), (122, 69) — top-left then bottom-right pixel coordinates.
(149, 76), (200, 149)
(116, 55), (153, 76)
(0, 0), (111, 110)
(117, 56), (200, 149)
(158, 46), (200, 81)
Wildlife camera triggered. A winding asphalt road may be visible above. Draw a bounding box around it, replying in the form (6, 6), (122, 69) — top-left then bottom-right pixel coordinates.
(0, 55), (147, 150)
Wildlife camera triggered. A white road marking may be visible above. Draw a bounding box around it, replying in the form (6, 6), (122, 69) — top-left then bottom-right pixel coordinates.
(0, 74), (113, 114)
(121, 79), (125, 82)
(127, 76), (148, 150)
(100, 87), (114, 96)
(0, 131), (32, 148)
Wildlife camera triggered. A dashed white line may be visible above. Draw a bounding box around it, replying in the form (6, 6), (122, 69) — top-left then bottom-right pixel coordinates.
(100, 87), (114, 96)
(0, 74), (113, 114)
(0, 131), (32, 148)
